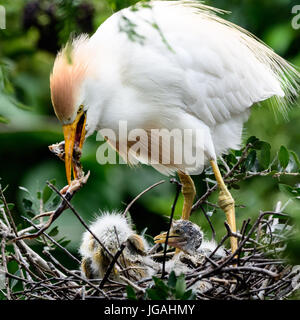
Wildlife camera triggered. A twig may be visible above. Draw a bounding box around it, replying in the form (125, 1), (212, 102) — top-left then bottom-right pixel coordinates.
(200, 205), (216, 240)
(122, 180), (165, 217)
(99, 243), (126, 289)
(46, 181), (122, 268)
(13, 173), (90, 241)
(21, 216), (80, 264)
(1, 237), (11, 299)
(161, 179), (181, 279)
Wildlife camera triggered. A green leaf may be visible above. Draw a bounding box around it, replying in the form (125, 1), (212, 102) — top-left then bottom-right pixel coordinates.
(11, 270), (22, 289)
(7, 203), (15, 210)
(126, 285), (137, 300)
(278, 145), (289, 169)
(290, 151), (300, 169)
(244, 223), (253, 235)
(47, 195), (60, 211)
(181, 289), (195, 300)
(59, 240), (71, 247)
(272, 214), (289, 220)
(22, 198), (35, 217)
(225, 153), (238, 166)
(18, 186), (30, 194)
(244, 150), (257, 171)
(22, 198), (33, 211)
(146, 288), (164, 300)
(52, 195), (60, 206)
(246, 136), (259, 145)
(259, 142), (271, 169)
(267, 170), (278, 176)
(146, 277), (169, 300)
(48, 226), (59, 237)
(167, 271), (177, 289)
(278, 184), (299, 197)
(175, 274), (186, 299)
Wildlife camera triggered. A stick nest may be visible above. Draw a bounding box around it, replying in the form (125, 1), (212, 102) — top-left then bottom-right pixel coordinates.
(1, 183), (299, 300)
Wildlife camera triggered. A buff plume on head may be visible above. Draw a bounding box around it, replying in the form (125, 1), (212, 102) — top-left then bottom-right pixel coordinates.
(50, 35), (90, 124)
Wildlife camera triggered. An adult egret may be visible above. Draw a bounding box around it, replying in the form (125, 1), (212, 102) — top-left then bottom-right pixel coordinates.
(50, 1), (300, 254)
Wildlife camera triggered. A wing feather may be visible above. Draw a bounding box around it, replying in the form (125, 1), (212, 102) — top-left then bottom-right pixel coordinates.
(114, 1), (300, 126)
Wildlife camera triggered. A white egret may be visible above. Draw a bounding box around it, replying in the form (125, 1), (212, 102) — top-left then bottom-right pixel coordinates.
(50, 1), (300, 254)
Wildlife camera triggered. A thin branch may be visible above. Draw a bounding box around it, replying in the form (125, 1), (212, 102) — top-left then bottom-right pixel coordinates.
(161, 179), (181, 279)
(122, 180), (165, 217)
(99, 243), (126, 289)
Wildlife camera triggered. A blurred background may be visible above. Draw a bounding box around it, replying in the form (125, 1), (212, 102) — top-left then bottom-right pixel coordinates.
(0, 0), (299, 264)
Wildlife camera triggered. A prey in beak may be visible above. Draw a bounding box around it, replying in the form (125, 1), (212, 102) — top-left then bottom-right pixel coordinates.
(62, 106), (86, 184)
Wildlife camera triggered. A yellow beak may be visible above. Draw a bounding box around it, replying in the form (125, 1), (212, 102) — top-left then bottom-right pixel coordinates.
(154, 232), (179, 244)
(62, 108), (86, 185)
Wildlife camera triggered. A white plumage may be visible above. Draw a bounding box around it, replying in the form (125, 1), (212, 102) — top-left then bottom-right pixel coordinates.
(66, 0), (300, 175)
(50, 1), (300, 257)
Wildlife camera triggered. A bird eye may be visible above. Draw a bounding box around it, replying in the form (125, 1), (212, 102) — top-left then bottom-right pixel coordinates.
(78, 105), (83, 113)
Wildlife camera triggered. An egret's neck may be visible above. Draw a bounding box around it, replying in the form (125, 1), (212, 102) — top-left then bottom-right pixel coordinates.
(81, 57), (120, 137)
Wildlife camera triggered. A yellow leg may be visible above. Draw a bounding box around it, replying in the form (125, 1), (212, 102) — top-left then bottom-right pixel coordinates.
(154, 171), (195, 254)
(177, 171), (196, 221)
(210, 160), (238, 254)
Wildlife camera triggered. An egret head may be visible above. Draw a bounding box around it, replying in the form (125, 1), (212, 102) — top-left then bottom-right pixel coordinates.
(154, 219), (203, 255)
(50, 36), (90, 184)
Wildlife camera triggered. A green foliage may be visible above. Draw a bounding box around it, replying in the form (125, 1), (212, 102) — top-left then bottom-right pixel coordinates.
(279, 145), (290, 169)
(146, 272), (195, 300)
(126, 285), (138, 300)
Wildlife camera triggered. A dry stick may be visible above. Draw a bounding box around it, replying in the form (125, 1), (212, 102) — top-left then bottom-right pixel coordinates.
(189, 211), (284, 288)
(221, 266), (278, 278)
(11, 252), (38, 283)
(42, 249), (109, 299)
(113, 226), (129, 279)
(122, 180), (165, 217)
(238, 219), (251, 266)
(200, 205), (216, 240)
(0, 184), (18, 236)
(21, 216), (80, 264)
(46, 181), (121, 268)
(13, 174), (90, 242)
(1, 271), (32, 285)
(12, 248), (30, 289)
(0, 199), (52, 280)
(1, 237), (11, 299)
(119, 275), (145, 293)
(161, 179), (181, 279)
(99, 243), (126, 290)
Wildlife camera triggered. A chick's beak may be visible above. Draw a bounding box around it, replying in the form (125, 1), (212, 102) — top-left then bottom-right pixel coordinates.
(62, 108), (86, 185)
(154, 232), (187, 248)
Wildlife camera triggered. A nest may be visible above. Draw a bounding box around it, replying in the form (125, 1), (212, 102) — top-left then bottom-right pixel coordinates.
(1, 178), (299, 300)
